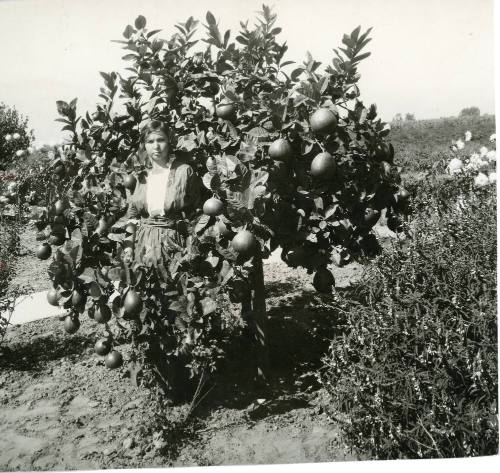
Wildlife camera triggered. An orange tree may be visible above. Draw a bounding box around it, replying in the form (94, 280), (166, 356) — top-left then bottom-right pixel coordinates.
(32, 7), (409, 396)
(0, 102), (33, 171)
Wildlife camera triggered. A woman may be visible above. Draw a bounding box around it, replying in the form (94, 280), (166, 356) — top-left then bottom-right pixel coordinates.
(126, 120), (201, 267)
(125, 120), (202, 399)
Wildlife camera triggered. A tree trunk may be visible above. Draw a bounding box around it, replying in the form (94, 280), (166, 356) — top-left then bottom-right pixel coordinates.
(252, 254), (268, 382)
(241, 253), (268, 383)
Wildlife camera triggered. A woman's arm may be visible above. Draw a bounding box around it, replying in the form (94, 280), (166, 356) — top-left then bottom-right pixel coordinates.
(126, 198), (141, 224)
(185, 166), (202, 212)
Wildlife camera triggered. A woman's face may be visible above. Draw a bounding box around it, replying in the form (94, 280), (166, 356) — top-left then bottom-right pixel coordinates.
(145, 131), (169, 165)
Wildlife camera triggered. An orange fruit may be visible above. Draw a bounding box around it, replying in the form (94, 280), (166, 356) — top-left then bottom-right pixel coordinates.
(311, 152), (336, 179)
(269, 139), (293, 161)
(216, 101), (236, 121)
(310, 109), (337, 134)
(203, 197), (224, 216)
(231, 230), (257, 256)
(105, 350), (123, 369)
(36, 243), (52, 260)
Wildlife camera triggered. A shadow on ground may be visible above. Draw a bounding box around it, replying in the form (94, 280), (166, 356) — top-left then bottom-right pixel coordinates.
(192, 283), (355, 419)
(0, 332), (94, 372)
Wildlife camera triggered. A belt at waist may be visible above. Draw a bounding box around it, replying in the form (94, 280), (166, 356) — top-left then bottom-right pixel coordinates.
(140, 215), (179, 228)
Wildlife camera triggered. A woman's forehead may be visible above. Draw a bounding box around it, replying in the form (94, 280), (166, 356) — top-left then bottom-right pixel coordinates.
(146, 130), (168, 139)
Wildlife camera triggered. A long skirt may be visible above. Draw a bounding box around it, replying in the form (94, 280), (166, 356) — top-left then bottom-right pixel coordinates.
(132, 218), (193, 399)
(133, 219), (187, 268)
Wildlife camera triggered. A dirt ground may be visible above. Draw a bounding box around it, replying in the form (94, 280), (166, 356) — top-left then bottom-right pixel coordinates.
(0, 225), (376, 470)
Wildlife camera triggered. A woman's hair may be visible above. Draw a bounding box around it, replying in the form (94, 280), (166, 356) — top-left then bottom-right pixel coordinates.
(140, 119), (170, 143)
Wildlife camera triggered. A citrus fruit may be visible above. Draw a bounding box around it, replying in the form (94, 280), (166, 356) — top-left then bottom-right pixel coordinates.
(231, 230), (258, 256)
(123, 174), (137, 191)
(313, 268), (335, 293)
(94, 303), (111, 324)
(311, 152), (336, 179)
(310, 109), (337, 134)
(47, 288), (61, 306)
(64, 316), (80, 334)
(71, 289), (86, 308)
(123, 289), (142, 318)
(269, 138), (293, 161)
(95, 339), (112, 356)
(363, 208), (381, 227)
(216, 101), (236, 120)
(387, 214), (404, 233)
(203, 197), (224, 216)
(36, 243), (52, 260)
(105, 350), (123, 369)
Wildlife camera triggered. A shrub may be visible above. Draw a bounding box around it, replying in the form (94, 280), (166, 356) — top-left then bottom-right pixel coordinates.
(0, 218), (22, 343)
(319, 181), (497, 459)
(460, 107), (480, 117)
(0, 102), (34, 170)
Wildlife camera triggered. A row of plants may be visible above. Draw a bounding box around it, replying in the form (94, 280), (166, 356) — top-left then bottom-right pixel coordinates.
(0, 211), (26, 346)
(319, 141), (497, 458)
(0, 103), (35, 345)
(389, 114), (496, 174)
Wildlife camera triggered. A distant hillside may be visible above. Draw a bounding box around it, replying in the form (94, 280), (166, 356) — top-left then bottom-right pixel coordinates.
(389, 115), (496, 172)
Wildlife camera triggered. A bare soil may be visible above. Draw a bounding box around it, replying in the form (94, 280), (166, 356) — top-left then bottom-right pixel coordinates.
(0, 225), (378, 470)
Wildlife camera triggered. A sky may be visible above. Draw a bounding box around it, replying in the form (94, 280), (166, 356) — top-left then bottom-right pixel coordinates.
(0, 0), (496, 146)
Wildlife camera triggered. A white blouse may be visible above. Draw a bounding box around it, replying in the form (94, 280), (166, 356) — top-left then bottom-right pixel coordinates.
(146, 167), (170, 217)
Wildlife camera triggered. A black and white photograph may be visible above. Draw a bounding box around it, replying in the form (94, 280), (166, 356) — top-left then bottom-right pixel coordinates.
(0, 0), (498, 471)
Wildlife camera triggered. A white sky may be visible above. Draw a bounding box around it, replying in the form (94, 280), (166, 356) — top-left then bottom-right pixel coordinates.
(0, 0), (496, 145)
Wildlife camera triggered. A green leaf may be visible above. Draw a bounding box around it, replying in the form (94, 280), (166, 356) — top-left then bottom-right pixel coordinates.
(235, 35), (248, 45)
(200, 297), (217, 316)
(107, 267), (122, 282)
(342, 34), (355, 49)
(195, 214), (212, 235)
(152, 39), (164, 53)
(223, 29), (230, 47)
(56, 100), (69, 116)
(351, 25), (361, 42)
(123, 25), (135, 39)
(146, 29), (162, 38)
(135, 15), (146, 29)
(291, 67), (304, 82)
(206, 11), (217, 25)
(353, 52), (371, 64)
(202, 172), (221, 191)
(78, 267), (96, 284)
(319, 75), (330, 95)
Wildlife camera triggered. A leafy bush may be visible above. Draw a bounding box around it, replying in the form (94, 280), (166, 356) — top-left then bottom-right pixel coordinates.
(460, 107), (480, 117)
(0, 102), (34, 170)
(0, 218), (22, 343)
(319, 180), (497, 459)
